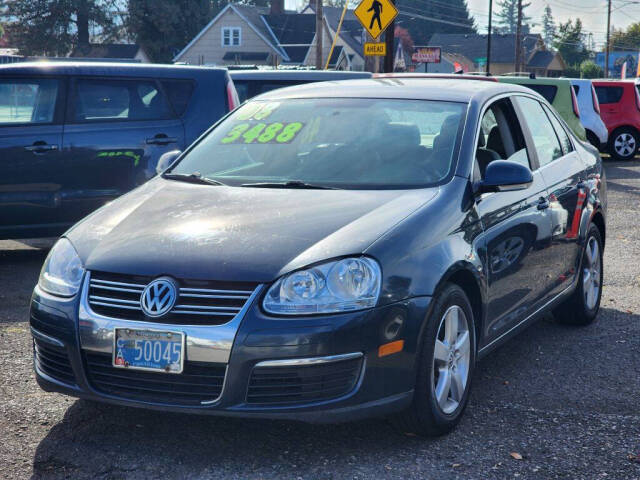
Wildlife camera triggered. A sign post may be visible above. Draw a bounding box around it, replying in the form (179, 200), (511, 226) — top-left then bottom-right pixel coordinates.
(354, 0), (398, 70)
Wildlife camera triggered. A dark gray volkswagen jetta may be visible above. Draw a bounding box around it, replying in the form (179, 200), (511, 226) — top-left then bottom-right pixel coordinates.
(31, 79), (606, 436)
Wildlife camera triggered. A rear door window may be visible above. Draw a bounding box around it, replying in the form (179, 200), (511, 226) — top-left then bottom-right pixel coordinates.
(73, 78), (173, 122)
(572, 85), (580, 96)
(595, 86), (623, 104)
(160, 79), (195, 116)
(521, 84), (558, 103)
(515, 96), (563, 168)
(543, 104), (573, 155)
(0, 78), (59, 124)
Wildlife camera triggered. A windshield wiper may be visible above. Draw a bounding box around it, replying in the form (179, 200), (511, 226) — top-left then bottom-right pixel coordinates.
(162, 172), (225, 186)
(240, 180), (337, 190)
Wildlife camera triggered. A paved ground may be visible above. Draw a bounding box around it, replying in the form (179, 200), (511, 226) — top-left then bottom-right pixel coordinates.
(1, 160), (639, 480)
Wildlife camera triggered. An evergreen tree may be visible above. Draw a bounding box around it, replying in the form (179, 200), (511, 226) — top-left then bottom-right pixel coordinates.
(541, 4), (555, 48)
(553, 18), (589, 67)
(0, 0), (123, 56)
(396, 0), (476, 44)
(610, 22), (640, 51)
(494, 0), (532, 35)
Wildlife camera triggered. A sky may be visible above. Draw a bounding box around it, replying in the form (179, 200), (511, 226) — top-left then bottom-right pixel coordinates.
(286, 0), (640, 50)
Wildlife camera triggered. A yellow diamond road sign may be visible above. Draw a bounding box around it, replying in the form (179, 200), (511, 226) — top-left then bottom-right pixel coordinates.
(354, 0), (398, 40)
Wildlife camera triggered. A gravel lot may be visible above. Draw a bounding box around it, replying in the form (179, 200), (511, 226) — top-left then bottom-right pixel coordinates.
(1, 160), (639, 480)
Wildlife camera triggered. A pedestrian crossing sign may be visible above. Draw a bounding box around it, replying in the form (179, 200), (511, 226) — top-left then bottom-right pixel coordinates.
(354, 0), (398, 40)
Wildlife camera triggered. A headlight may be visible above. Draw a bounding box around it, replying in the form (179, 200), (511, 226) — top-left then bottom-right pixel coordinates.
(263, 257), (381, 315)
(38, 238), (85, 297)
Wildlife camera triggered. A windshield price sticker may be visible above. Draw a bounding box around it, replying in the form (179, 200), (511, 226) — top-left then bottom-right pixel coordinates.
(235, 102), (280, 121)
(220, 121), (304, 144)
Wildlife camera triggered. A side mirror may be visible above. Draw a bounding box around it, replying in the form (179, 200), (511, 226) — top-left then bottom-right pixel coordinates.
(155, 150), (181, 175)
(479, 160), (533, 193)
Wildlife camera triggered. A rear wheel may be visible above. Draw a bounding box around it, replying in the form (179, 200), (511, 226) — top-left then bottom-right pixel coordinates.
(391, 284), (475, 437)
(609, 127), (639, 160)
(554, 224), (603, 326)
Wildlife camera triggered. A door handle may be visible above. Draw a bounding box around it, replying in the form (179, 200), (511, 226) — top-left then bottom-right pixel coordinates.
(24, 143), (58, 153)
(537, 197), (550, 210)
(146, 135), (178, 145)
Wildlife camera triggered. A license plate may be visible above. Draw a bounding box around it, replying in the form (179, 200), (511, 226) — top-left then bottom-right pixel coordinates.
(113, 328), (184, 374)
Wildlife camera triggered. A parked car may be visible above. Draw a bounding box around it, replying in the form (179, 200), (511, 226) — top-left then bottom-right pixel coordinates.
(229, 70), (372, 102)
(570, 79), (608, 149)
(0, 62), (237, 239)
(497, 76), (587, 141)
(593, 80), (640, 160)
(374, 73), (498, 82)
(31, 79), (606, 437)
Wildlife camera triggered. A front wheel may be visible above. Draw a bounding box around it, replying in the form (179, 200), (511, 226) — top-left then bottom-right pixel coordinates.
(391, 283), (476, 437)
(554, 224), (603, 325)
(609, 127), (639, 161)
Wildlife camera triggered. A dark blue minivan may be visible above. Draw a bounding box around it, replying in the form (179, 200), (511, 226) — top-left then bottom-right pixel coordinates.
(0, 62), (237, 239)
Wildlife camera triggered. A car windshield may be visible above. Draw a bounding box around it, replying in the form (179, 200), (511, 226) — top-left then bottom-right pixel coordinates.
(170, 98), (467, 189)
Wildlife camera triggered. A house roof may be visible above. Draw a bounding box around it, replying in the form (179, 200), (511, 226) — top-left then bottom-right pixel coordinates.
(70, 43), (142, 59)
(527, 50), (555, 68)
(308, 6), (364, 59)
(263, 13), (316, 63)
(428, 33), (545, 65)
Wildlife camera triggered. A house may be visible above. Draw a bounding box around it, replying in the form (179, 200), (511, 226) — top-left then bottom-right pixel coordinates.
(173, 3), (364, 70)
(69, 43), (151, 63)
(428, 33), (566, 77)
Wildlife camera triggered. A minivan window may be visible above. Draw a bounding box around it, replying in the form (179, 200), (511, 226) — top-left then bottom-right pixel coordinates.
(0, 78), (58, 124)
(521, 84), (558, 103)
(74, 78), (172, 122)
(160, 79), (195, 116)
(515, 96), (562, 167)
(171, 98), (467, 188)
(595, 86), (623, 104)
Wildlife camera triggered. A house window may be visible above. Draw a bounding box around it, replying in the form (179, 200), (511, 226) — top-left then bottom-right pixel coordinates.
(222, 27), (241, 47)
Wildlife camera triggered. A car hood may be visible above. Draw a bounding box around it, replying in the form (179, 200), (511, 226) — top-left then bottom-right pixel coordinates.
(67, 178), (438, 282)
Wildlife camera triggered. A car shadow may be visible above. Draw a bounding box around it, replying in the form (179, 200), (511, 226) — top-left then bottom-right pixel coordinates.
(29, 306), (639, 478)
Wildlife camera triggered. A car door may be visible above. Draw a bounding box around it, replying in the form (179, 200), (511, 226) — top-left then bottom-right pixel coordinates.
(514, 98), (586, 297)
(594, 85), (623, 125)
(0, 75), (67, 236)
(60, 76), (185, 223)
(473, 97), (555, 344)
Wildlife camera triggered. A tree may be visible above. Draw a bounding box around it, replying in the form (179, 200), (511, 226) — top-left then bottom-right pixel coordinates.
(610, 22), (640, 51)
(0, 0), (124, 56)
(553, 18), (589, 67)
(128, 0), (222, 63)
(541, 4), (555, 48)
(494, 0), (532, 34)
(580, 60), (603, 79)
(396, 0), (475, 44)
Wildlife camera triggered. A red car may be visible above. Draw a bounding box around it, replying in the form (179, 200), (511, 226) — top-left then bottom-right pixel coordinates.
(593, 80), (640, 160)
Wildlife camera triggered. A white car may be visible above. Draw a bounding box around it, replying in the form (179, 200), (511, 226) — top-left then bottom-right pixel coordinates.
(570, 79), (608, 149)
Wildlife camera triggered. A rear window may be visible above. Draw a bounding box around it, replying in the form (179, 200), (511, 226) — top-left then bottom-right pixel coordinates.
(521, 84), (558, 103)
(160, 80), (195, 116)
(595, 86), (623, 104)
(74, 78), (173, 122)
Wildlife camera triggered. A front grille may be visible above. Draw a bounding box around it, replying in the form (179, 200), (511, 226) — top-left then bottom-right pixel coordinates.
(87, 271), (258, 325)
(84, 352), (226, 406)
(34, 338), (76, 385)
(247, 356), (363, 405)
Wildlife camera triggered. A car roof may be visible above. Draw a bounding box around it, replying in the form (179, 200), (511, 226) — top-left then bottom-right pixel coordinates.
(229, 70), (372, 80)
(374, 73), (498, 82)
(0, 61), (227, 77)
(592, 79), (635, 85)
(255, 78), (535, 103)
(498, 76), (571, 86)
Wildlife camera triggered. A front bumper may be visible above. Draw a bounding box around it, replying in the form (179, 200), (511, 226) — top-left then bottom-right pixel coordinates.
(30, 280), (429, 423)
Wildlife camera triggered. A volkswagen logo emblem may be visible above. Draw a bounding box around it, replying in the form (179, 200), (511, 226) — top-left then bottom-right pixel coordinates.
(140, 277), (178, 317)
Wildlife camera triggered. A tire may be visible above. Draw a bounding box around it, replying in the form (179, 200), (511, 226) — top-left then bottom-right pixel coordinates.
(391, 283), (476, 437)
(608, 127), (639, 161)
(553, 224), (603, 326)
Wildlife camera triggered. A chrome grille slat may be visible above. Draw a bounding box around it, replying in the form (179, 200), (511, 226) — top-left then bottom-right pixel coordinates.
(87, 271), (259, 326)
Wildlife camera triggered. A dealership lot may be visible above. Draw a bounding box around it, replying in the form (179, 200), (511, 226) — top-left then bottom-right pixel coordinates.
(0, 160), (638, 480)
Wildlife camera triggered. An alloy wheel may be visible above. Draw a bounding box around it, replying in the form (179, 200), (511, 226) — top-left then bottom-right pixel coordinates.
(432, 305), (471, 414)
(614, 133), (636, 158)
(583, 236), (601, 310)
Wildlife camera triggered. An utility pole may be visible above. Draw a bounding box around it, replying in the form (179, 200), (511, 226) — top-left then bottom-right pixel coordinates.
(486, 0), (493, 75)
(383, 0), (396, 73)
(315, 0), (323, 69)
(605, 0), (612, 78)
(514, 0), (523, 73)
